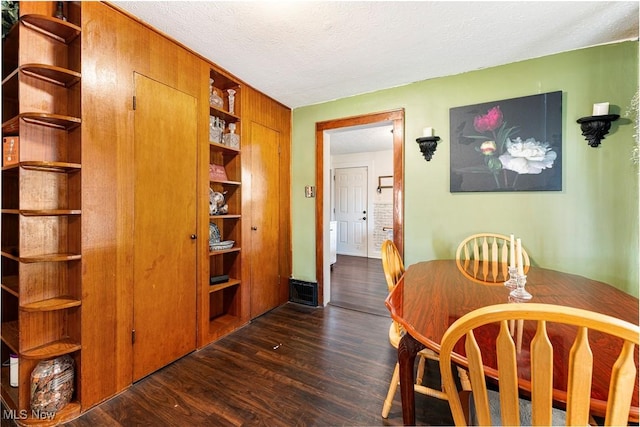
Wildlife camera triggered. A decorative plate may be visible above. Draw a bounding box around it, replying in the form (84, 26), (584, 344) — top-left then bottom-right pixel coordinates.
(209, 223), (221, 248)
(210, 240), (234, 251)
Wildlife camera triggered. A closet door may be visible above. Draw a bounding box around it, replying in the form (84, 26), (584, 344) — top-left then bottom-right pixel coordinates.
(249, 122), (282, 318)
(132, 73), (197, 381)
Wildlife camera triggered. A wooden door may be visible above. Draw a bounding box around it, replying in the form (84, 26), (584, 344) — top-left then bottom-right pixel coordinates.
(249, 122), (281, 318)
(133, 73), (197, 381)
(334, 167), (368, 257)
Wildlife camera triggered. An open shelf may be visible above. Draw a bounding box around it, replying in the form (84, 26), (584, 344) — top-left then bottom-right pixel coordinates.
(209, 278), (240, 293)
(20, 63), (81, 87)
(21, 337), (81, 360)
(2, 209), (81, 216)
(4, 161), (81, 173)
(209, 247), (241, 256)
(1, 275), (19, 297)
(209, 106), (239, 124)
(209, 179), (241, 186)
(2, 113), (81, 133)
(21, 14), (81, 44)
(210, 141), (240, 154)
(20, 296), (81, 312)
(1, 251), (81, 263)
(210, 214), (241, 220)
(0, 321), (19, 353)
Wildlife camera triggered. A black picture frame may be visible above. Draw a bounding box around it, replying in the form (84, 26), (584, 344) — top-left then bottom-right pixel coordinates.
(450, 91), (562, 192)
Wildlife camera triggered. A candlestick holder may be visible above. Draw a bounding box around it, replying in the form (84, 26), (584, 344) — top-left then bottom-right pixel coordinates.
(509, 274), (532, 301)
(416, 136), (440, 161)
(576, 114), (619, 148)
(504, 266), (518, 290)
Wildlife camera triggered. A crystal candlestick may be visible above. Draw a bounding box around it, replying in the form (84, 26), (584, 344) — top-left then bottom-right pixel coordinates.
(509, 274), (532, 301)
(504, 266), (518, 290)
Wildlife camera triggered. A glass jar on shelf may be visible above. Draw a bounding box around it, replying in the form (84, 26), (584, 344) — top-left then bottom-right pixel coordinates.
(209, 116), (224, 144)
(209, 78), (224, 109)
(222, 123), (240, 149)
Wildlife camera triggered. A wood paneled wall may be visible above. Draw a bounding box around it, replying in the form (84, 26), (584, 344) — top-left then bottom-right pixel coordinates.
(241, 87), (292, 313)
(80, 2), (291, 410)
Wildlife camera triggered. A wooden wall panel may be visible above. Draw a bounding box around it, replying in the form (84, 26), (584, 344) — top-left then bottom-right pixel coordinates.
(80, 1), (291, 411)
(80, 2), (204, 408)
(241, 87), (292, 311)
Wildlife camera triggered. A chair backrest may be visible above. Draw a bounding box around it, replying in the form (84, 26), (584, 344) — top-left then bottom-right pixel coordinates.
(381, 239), (404, 293)
(439, 303), (639, 426)
(455, 233), (530, 284)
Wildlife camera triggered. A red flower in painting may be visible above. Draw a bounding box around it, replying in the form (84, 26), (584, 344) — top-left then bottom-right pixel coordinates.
(474, 106), (503, 133)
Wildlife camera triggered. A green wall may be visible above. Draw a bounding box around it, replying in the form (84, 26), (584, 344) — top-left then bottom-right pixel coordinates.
(292, 41), (639, 297)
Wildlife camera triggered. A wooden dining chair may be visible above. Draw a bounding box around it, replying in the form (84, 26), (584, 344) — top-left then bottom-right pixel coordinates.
(381, 240), (448, 418)
(438, 303), (639, 426)
(455, 233), (530, 285)
(456, 233), (530, 352)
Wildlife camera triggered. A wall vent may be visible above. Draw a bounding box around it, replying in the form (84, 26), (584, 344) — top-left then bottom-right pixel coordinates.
(289, 278), (318, 306)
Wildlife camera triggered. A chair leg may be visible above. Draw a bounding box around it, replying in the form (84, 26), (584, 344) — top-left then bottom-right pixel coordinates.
(382, 363), (400, 418)
(415, 355), (426, 385)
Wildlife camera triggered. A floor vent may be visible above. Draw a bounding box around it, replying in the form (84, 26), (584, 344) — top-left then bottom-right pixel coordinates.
(289, 278), (318, 306)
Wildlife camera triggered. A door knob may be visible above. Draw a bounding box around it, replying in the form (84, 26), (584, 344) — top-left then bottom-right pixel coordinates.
(362, 210), (366, 214)
(362, 217), (367, 221)
(190, 234), (197, 239)
(251, 226), (258, 231)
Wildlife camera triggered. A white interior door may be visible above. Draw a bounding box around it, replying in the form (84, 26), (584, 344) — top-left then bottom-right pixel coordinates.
(335, 167), (368, 257)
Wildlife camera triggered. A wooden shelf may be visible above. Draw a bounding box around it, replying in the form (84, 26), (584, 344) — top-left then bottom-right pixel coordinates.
(0, 321), (19, 353)
(20, 296), (81, 312)
(209, 247), (241, 256)
(2, 161), (81, 173)
(2, 209), (81, 216)
(1, 251), (81, 263)
(209, 313), (243, 335)
(21, 337), (81, 360)
(21, 14), (81, 44)
(209, 179), (241, 186)
(210, 141), (240, 154)
(209, 278), (240, 293)
(20, 63), (81, 87)
(1, 275), (19, 297)
(209, 106), (239, 124)
(209, 214), (241, 220)
(2, 113), (82, 133)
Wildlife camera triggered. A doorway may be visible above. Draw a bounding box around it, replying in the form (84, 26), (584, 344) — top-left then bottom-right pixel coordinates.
(315, 109), (405, 307)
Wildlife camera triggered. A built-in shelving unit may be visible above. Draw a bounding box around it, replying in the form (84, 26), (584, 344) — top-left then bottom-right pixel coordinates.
(0, 2), (82, 424)
(200, 69), (244, 345)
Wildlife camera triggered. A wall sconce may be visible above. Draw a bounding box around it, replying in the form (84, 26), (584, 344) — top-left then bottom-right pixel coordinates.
(577, 102), (619, 148)
(416, 127), (440, 161)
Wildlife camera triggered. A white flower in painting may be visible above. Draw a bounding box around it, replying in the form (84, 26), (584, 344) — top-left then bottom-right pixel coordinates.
(499, 137), (557, 174)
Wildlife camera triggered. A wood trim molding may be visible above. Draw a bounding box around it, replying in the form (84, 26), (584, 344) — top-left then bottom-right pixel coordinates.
(315, 109), (405, 304)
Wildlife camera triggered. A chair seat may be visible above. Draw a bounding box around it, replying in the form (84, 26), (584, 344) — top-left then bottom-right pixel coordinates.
(469, 389), (566, 426)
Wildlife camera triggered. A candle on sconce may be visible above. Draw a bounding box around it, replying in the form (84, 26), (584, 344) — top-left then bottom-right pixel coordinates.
(516, 238), (524, 275)
(592, 102), (609, 116)
(509, 234), (515, 268)
(422, 127), (434, 137)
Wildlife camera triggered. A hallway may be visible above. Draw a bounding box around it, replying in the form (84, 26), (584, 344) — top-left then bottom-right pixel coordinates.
(329, 254), (390, 317)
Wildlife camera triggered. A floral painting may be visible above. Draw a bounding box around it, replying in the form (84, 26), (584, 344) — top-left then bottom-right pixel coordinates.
(449, 91), (562, 192)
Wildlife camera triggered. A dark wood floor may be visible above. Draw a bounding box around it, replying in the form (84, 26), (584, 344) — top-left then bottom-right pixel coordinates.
(64, 302), (454, 426)
(329, 254), (390, 317)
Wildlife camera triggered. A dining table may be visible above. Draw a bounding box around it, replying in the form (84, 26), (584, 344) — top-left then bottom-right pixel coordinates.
(385, 259), (639, 425)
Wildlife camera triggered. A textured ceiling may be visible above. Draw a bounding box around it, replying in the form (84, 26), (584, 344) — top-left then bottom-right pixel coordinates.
(111, 1), (638, 110)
